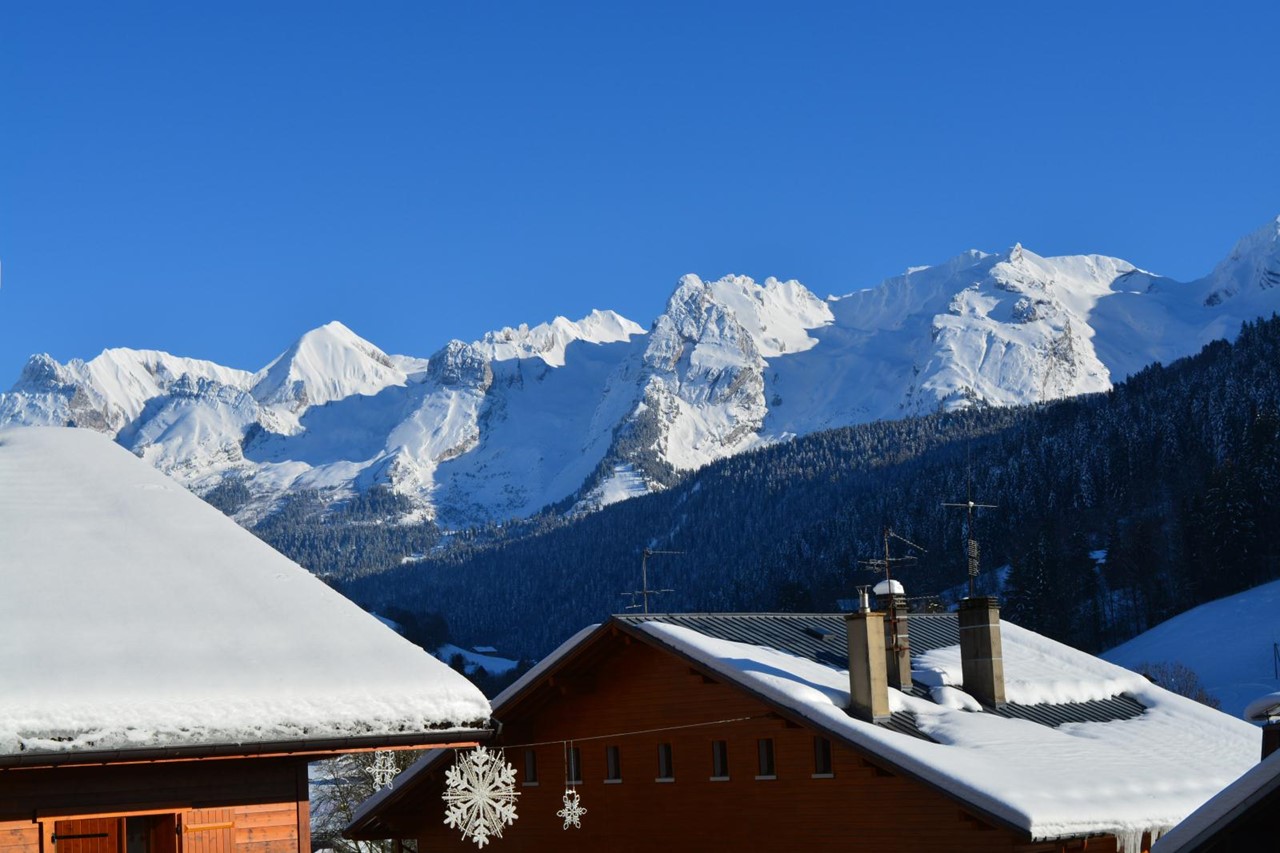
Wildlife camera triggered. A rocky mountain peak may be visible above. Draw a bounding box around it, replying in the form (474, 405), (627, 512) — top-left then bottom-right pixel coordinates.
(4, 217), (1280, 528)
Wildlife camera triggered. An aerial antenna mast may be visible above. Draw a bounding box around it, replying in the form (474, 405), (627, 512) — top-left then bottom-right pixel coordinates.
(858, 527), (926, 589)
(621, 548), (683, 615)
(943, 450), (997, 598)
(859, 526), (925, 690)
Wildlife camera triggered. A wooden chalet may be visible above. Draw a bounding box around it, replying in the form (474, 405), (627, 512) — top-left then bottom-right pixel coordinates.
(347, 605), (1259, 853)
(0, 429), (492, 853)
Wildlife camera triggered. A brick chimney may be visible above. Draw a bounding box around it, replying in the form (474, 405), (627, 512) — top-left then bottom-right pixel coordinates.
(959, 596), (1006, 708)
(875, 580), (911, 690)
(845, 590), (891, 723)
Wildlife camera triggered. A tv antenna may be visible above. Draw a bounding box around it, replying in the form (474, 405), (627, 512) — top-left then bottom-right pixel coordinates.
(943, 451), (997, 598)
(858, 527), (925, 669)
(858, 527), (926, 589)
(621, 548), (683, 614)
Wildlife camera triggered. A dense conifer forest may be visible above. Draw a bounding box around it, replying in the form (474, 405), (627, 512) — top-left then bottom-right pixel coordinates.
(229, 316), (1280, 662)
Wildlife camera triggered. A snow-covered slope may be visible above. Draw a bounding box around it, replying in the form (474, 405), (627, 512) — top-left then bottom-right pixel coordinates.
(4, 217), (1280, 528)
(1103, 578), (1280, 720)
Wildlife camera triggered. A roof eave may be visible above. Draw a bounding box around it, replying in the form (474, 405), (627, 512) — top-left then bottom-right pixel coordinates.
(0, 728), (494, 771)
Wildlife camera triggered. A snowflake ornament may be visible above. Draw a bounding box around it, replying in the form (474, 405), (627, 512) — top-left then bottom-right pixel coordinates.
(368, 750), (399, 790)
(442, 746), (519, 848)
(557, 787), (587, 830)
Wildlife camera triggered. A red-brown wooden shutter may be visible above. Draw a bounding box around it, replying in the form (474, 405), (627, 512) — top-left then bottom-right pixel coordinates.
(52, 819), (119, 853)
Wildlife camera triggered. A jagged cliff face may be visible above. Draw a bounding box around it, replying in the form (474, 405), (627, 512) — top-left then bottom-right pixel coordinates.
(4, 218), (1280, 527)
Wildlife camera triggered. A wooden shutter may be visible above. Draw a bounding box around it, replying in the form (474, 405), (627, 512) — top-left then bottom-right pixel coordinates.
(52, 819), (119, 853)
(180, 810), (232, 853)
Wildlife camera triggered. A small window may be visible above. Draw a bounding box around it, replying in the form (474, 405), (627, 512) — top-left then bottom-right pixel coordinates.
(523, 749), (538, 785)
(710, 740), (729, 779)
(605, 745), (621, 782)
(813, 736), (833, 777)
(567, 746), (582, 784)
(756, 738), (775, 779)
(657, 742), (674, 780)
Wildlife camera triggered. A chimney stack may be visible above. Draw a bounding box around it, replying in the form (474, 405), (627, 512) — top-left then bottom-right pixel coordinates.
(1243, 694), (1280, 759)
(959, 596), (1006, 708)
(874, 579), (911, 690)
(845, 602), (890, 723)
(1263, 722), (1280, 760)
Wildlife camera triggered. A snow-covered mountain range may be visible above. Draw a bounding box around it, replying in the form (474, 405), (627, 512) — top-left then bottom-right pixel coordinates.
(5, 217), (1280, 528)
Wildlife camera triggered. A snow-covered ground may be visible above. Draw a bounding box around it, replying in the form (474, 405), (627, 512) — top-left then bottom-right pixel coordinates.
(434, 644), (519, 676)
(1103, 578), (1280, 720)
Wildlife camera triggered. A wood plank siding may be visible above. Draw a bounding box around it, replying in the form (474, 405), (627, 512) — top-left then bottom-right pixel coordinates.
(407, 630), (1132, 853)
(0, 822), (41, 853)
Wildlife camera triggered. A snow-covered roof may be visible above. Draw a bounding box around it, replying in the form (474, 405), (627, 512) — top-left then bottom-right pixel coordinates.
(630, 616), (1259, 850)
(348, 612), (1259, 850)
(1151, 749), (1280, 853)
(0, 427), (490, 759)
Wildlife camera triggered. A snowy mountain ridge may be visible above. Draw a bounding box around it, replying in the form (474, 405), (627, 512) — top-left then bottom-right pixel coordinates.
(5, 216), (1280, 528)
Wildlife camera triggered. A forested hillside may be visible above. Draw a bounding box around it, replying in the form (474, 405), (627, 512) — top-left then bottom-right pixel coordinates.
(320, 316), (1280, 660)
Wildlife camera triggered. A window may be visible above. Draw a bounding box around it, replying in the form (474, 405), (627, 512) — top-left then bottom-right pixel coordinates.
(656, 742), (674, 780)
(813, 736), (833, 777)
(756, 738), (776, 779)
(567, 746), (582, 784)
(710, 740), (729, 779)
(605, 745), (621, 782)
(523, 749), (539, 785)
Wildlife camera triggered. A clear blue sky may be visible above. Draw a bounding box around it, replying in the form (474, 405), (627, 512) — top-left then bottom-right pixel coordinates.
(3, 2), (1278, 381)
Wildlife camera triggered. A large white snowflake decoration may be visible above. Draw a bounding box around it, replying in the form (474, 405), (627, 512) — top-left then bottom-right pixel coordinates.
(557, 787), (587, 830)
(442, 746), (519, 848)
(368, 750), (399, 790)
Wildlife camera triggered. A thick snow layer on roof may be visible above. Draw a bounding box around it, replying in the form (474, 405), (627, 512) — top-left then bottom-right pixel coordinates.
(1151, 749), (1280, 853)
(636, 620), (1259, 848)
(0, 427), (490, 756)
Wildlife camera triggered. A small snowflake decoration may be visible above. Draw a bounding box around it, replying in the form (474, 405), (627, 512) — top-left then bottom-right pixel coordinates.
(368, 750), (399, 790)
(557, 787), (587, 830)
(442, 746), (519, 848)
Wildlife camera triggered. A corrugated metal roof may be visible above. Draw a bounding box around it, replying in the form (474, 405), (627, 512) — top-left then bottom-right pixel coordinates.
(614, 612), (1145, 731)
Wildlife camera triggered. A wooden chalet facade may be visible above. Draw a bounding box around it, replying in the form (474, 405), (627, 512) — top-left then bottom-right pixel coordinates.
(0, 429), (494, 853)
(0, 736), (487, 853)
(2, 754), (329, 853)
(348, 611), (1257, 853)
